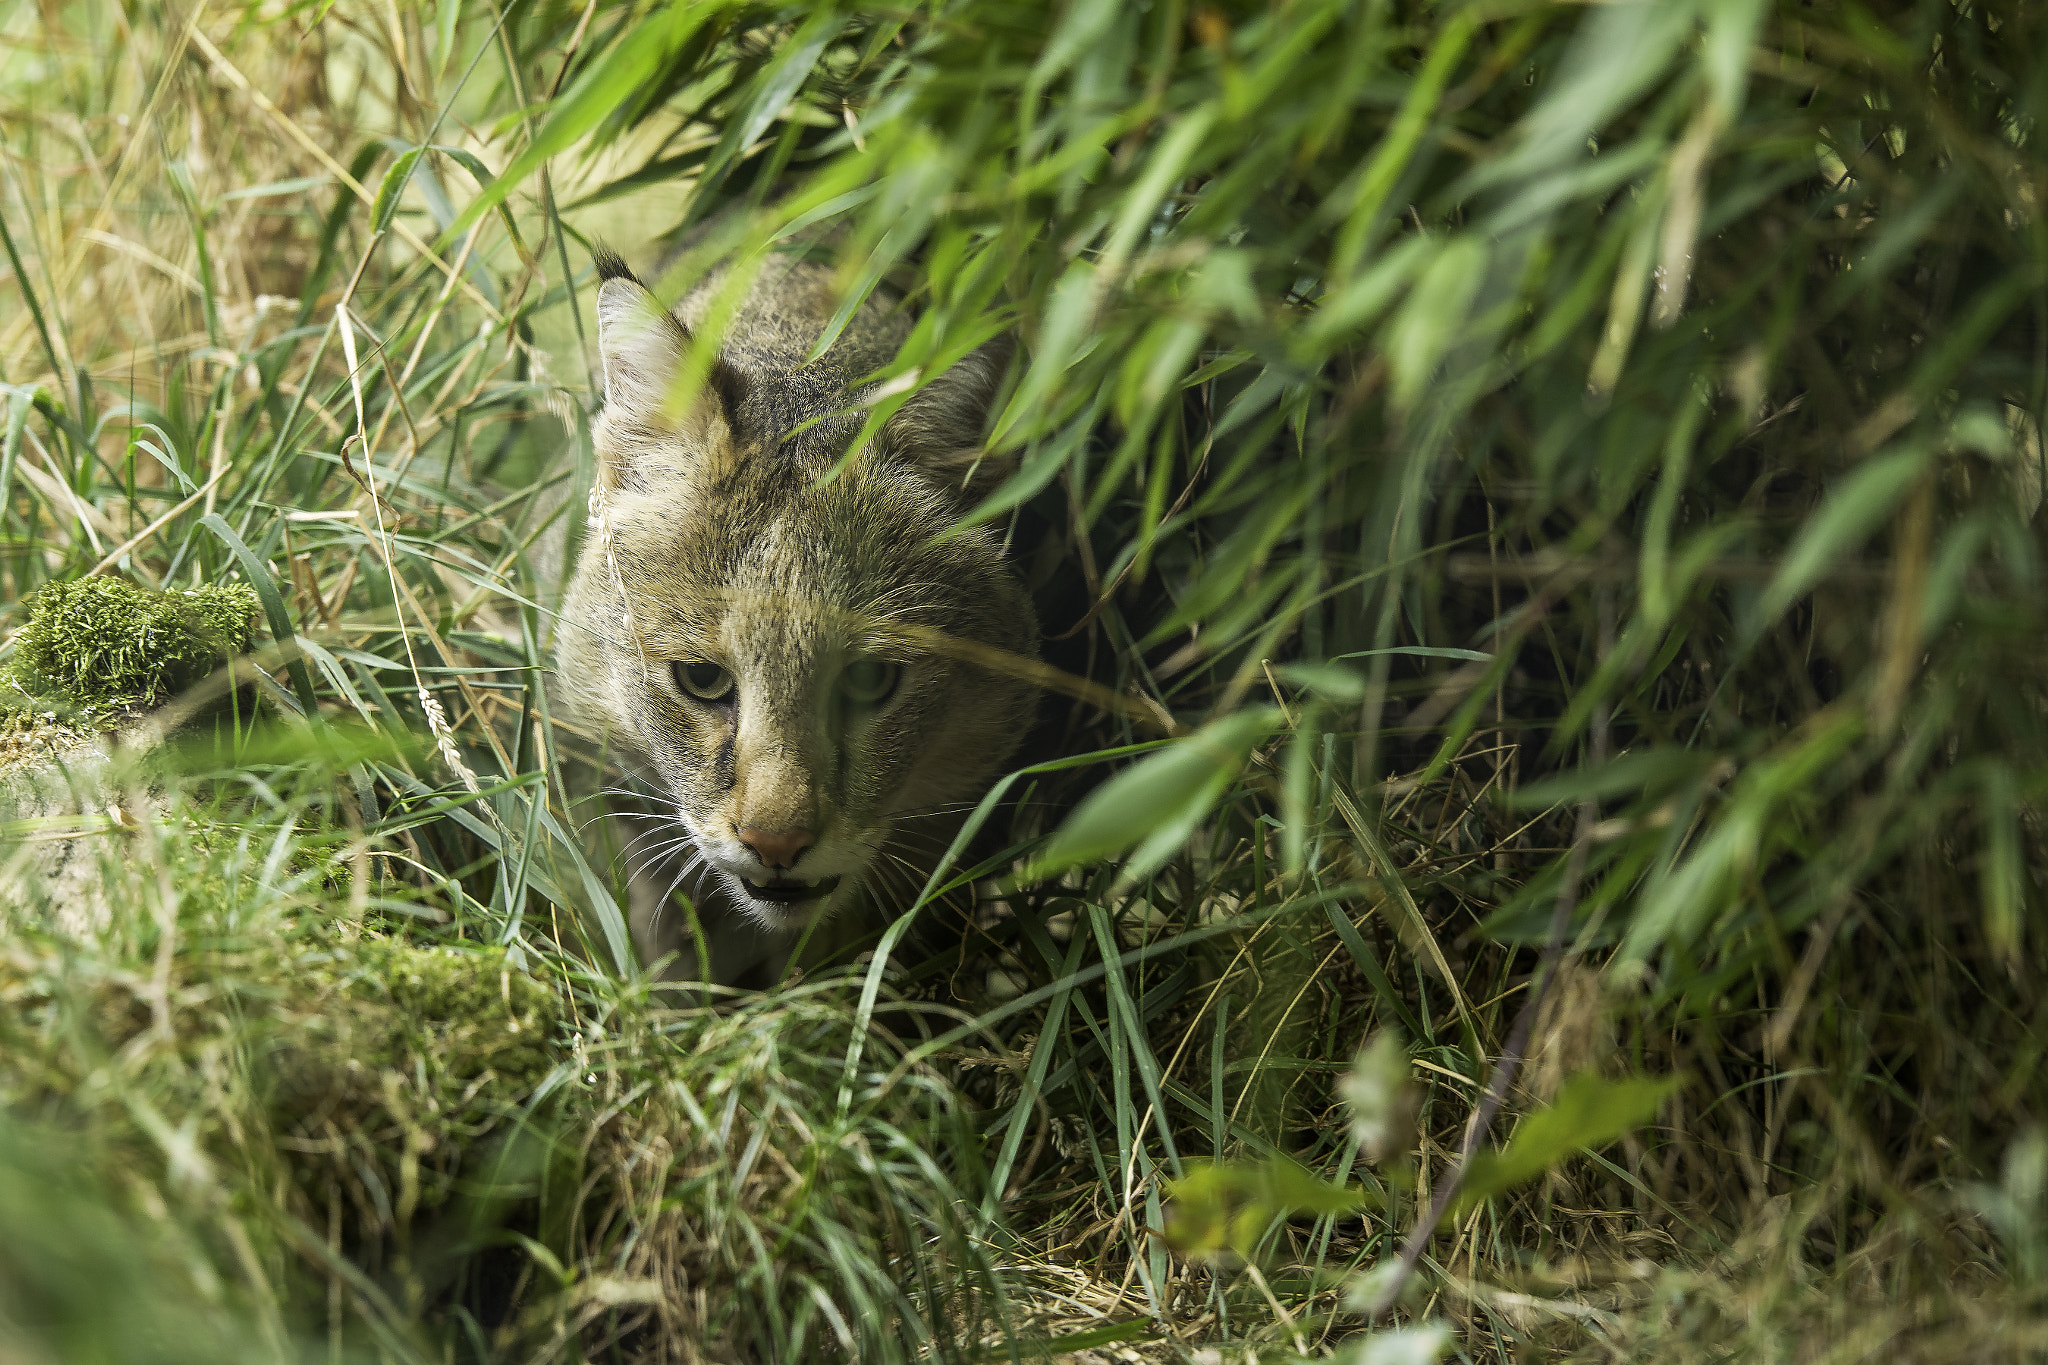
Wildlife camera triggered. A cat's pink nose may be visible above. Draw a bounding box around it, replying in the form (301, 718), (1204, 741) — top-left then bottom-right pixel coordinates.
(738, 827), (815, 870)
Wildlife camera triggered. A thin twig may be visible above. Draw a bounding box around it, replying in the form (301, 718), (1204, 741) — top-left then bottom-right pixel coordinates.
(85, 468), (226, 578)
(1366, 589), (1614, 1322)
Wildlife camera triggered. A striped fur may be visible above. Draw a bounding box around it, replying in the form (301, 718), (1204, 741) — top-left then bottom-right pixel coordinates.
(557, 246), (1036, 986)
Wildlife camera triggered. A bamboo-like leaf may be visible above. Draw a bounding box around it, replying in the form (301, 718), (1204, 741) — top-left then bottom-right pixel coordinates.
(370, 147), (425, 234)
(439, 3), (730, 243)
(1981, 765), (2024, 965)
(1023, 708), (1277, 886)
(1386, 240), (1487, 412)
(1751, 445), (1930, 635)
(1451, 1073), (1681, 1215)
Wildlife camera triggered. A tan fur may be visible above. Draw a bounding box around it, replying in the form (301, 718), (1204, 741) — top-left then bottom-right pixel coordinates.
(556, 246), (1036, 986)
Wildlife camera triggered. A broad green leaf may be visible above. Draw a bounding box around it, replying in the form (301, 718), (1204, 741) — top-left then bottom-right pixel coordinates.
(159, 717), (416, 775)
(694, 9), (844, 198)
(1329, 10), (1476, 284)
(1115, 315), (1206, 425)
(999, 1319), (1153, 1358)
(1029, 0), (1123, 92)
(1305, 233), (1432, 343)
(1452, 1072), (1680, 1214)
(1386, 240), (1486, 411)
(433, 0), (458, 85)
(1097, 108), (1217, 282)
(0, 385), (41, 517)
(1619, 711), (1861, 963)
(1462, 0), (1697, 195)
(1277, 662), (1367, 702)
(1263, 1158), (1372, 1216)
(1920, 516), (1990, 641)
(432, 145), (496, 190)
(1507, 748), (1717, 809)
(1162, 1156), (1372, 1259)
(1703, 0), (1766, 114)
(1023, 708), (1277, 885)
(1751, 444), (1929, 633)
(993, 260), (1097, 447)
(1186, 249), (1260, 324)
(199, 512), (318, 716)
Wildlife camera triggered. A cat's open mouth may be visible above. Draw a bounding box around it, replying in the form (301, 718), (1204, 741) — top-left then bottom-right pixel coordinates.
(741, 876), (842, 904)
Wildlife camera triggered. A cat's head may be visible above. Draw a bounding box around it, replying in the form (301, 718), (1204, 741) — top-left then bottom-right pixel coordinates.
(563, 252), (1037, 933)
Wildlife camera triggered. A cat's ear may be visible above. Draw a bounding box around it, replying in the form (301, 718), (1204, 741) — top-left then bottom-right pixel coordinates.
(594, 266), (693, 428)
(591, 247), (741, 443)
(879, 336), (1016, 493)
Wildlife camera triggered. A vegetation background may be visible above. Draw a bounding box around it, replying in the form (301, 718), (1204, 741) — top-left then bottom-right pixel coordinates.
(1, 0), (2045, 1360)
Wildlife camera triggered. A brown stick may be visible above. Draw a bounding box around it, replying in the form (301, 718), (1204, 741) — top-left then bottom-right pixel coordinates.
(1364, 589), (1613, 1322)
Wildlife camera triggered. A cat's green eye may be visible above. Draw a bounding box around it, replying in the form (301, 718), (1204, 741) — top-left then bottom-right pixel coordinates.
(838, 659), (900, 707)
(674, 660), (735, 703)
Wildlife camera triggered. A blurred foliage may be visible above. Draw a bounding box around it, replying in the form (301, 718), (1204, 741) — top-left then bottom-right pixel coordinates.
(3, 0), (2048, 1359)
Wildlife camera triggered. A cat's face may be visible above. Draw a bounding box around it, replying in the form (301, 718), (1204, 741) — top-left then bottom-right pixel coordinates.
(560, 261), (1036, 933)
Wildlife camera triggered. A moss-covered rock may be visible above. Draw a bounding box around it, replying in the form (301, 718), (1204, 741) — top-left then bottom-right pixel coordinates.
(1, 577), (259, 724)
(293, 937), (565, 1100)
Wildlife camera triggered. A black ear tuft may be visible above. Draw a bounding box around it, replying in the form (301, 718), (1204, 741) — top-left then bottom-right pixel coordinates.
(591, 243), (641, 287)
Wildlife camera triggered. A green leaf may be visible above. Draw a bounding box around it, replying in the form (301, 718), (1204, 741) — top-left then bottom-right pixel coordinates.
(1022, 708), (1278, 885)
(1330, 10), (1476, 284)
(199, 512), (318, 716)
(1507, 748), (1716, 809)
(1332, 646), (1494, 663)
(1306, 234), (1432, 343)
(694, 9), (844, 199)
(1386, 240), (1487, 411)
(994, 260), (1097, 447)
(370, 147), (425, 235)
(1751, 444), (1929, 634)
(159, 717), (415, 775)
(1982, 765), (2024, 965)
(0, 385), (43, 521)
(1452, 1072), (1680, 1215)
(1463, 0), (1696, 195)
(1276, 662), (1367, 702)
(1162, 1156), (1373, 1259)
(1029, 0), (1123, 92)
(1702, 0), (1766, 114)
(999, 1319), (1153, 1358)
(439, 4), (728, 243)
(1334, 1325), (1454, 1365)
(1097, 108), (1217, 283)
(1262, 1157), (1373, 1217)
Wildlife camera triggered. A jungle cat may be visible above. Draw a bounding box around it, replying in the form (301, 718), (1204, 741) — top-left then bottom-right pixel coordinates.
(555, 244), (1037, 987)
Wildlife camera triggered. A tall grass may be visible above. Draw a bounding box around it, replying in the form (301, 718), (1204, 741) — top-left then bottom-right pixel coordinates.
(3, 0), (2047, 1360)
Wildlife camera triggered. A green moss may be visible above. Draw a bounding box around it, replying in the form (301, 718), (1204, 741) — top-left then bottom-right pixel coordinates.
(1, 577), (259, 721)
(339, 937), (564, 1092)
(262, 936), (568, 1201)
